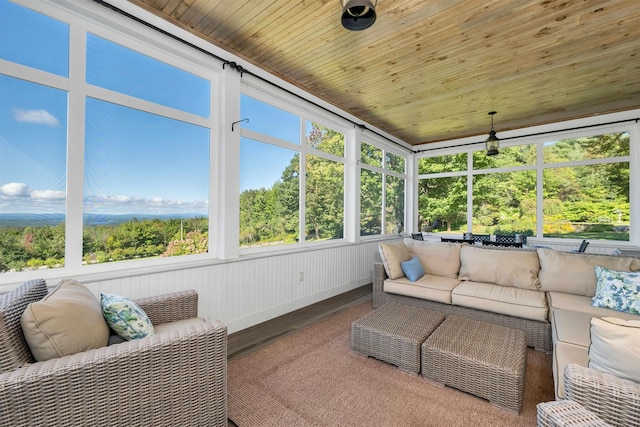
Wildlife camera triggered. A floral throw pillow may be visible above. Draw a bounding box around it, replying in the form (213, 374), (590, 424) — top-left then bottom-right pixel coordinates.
(101, 294), (154, 340)
(591, 266), (640, 315)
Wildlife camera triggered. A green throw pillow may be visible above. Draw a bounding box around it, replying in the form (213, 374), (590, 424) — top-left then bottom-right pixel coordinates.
(101, 294), (154, 340)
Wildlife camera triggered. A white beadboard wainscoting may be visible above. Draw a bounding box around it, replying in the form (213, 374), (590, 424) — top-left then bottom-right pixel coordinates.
(80, 240), (383, 334)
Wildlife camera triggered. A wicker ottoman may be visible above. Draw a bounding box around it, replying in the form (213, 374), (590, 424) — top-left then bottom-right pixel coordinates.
(351, 303), (445, 375)
(421, 315), (527, 414)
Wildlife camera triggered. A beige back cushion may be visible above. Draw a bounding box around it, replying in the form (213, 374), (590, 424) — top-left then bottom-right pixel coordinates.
(403, 239), (462, 279)
(21, 279), (110, 362)
(589, 317), (640, 383)
(538, 248), (640, 296)
(378, 242), (411, 279)
(459, 245), (540, 290)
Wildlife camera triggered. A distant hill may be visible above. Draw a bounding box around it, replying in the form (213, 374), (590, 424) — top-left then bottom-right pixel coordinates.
(0, 213), (207, 227)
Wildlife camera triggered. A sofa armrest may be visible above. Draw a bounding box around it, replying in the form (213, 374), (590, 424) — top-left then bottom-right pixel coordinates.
(564, 363), (640, 427)
(135, 289), (198, 324)
(0, 320), (227, 427)
(373, 262), (388, 309)
(537, 400), (611, 427)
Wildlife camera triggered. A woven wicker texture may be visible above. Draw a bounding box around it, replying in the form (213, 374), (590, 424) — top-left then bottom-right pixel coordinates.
(136, 289), (199, 324)
(351, 303), (445, 374)
(0, 287), (228, 427)
(422, 315), (527, 413)
(564, 363), (640, 427)
(537, 400), (611, 426)
(0, 279), (48, 374)
(373, 262), (553, 352)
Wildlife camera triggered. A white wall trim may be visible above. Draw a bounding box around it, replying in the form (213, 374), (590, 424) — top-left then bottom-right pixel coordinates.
(225, 277), (370, 334)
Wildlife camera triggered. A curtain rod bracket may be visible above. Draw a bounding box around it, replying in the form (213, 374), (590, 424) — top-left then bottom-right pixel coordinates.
(232, 118), (249, 131)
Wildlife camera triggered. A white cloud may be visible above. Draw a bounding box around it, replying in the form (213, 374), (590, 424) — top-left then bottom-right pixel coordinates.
(0, 186), (206, 215)
(1, 182), (31, 197)
(0, 183), (66, 213)
(31, 189), (66, 200)
(13, 108), (60, 126)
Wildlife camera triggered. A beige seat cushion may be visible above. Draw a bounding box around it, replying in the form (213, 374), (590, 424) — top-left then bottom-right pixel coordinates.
(21, 279), (110, 362)
(403, 239), (462, 279)
(538, 248), (640, 296)
(109, 318), (207, 345)
(551, 310), (590, 399)
(589, 317), (640, 383)
(552, 339), (589, 399)
(459, 245), (540, 290)
(451, 281), (548, 321)
(384, 274), (461, 304)
(547, 291), (640, 321)
(551, 309), (594, 348)
(379, 241), (411, 279)
(153, 317), (206, 334)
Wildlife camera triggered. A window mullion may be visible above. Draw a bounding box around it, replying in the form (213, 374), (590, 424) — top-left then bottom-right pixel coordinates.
(64, 23), (88, 271)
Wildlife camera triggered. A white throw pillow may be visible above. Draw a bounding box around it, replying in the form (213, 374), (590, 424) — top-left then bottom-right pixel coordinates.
(588, 317), (640, 383)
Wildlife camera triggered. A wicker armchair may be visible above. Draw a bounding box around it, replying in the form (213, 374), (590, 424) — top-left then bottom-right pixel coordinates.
(537, 364), (640, 427)
(0, 279), (228, 427)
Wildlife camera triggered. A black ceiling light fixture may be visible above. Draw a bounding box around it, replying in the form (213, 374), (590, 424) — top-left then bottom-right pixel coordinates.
(341, 0), (377, 31)
(486, 111), (500, 156)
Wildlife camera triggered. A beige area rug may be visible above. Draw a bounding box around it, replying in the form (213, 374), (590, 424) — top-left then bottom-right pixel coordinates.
(228, 301), (555, 426)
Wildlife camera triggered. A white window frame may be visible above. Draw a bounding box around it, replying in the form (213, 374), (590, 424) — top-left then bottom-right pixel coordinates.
(417, 120), (639, 246)
(238, 83), (352, 254)
(358, 131), (410, 240)
(1, 0), (221, 284)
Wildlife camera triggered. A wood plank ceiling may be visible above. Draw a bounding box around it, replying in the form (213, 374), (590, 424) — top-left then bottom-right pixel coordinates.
(127, 0), (640, 146)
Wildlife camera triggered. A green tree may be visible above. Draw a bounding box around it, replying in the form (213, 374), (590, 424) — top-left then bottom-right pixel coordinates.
(418, 176), (466, 232)
(305, 123), (345, 240)
(360, 169), (382, 235)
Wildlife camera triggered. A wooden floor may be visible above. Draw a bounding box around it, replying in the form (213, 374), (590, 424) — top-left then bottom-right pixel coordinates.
(227, 284), (372, 426)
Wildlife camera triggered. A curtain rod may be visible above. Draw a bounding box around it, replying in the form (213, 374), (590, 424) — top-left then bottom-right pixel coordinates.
(93, 0), (412, 154)
(414, 118), (640, 154)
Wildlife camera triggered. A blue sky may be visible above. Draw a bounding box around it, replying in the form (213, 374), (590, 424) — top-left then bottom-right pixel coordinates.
(0, 0), (319, 217)
(239, 94), (301, 191)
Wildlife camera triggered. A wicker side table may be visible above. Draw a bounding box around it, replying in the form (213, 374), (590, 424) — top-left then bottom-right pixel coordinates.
(351, 303), (446, 375)
(421, 315), (527, 414)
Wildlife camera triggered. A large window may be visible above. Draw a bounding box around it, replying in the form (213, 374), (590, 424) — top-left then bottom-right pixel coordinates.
(0, 76), (68, 273)
(0, 2), (69, 273)
(239, 94), (346, 248)
(1, 0), (213, 275)
(542, 133), (630, 240)
(417, 153), (466, 232)
(418, 131), (632, 242)
(83, 34), (211, 264)
(83, 99), (210, 264)
(360, 142), (407, 236)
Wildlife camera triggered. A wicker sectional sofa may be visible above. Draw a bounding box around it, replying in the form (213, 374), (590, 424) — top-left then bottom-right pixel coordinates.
(374, 238), (640, 405)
